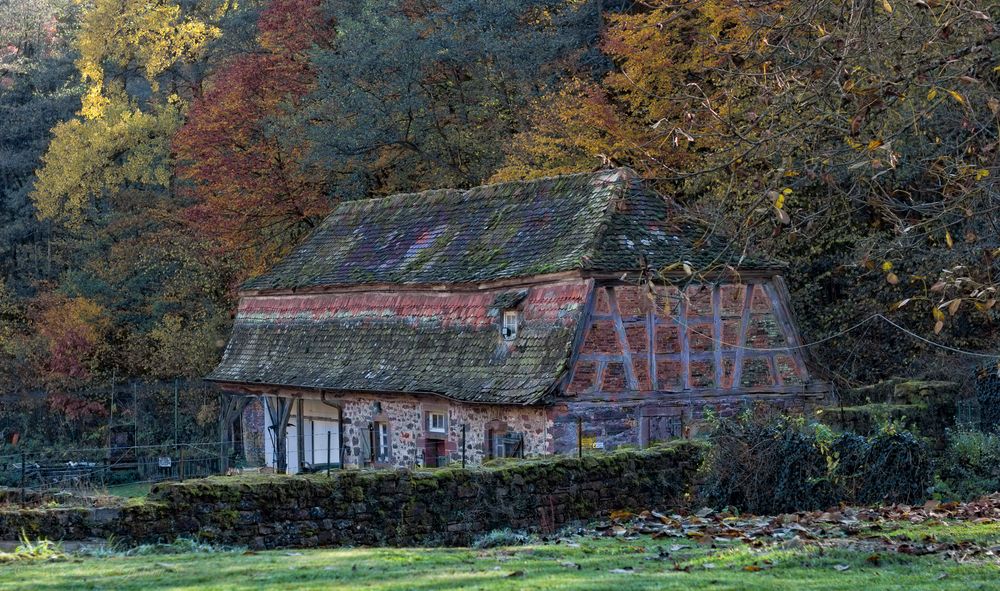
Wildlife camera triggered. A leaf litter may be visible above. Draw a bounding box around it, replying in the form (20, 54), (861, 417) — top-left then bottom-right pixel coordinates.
(581, 493), (1000, 565)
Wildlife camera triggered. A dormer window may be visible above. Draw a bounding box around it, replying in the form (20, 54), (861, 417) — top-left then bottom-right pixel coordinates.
(502, 310), (518, 340)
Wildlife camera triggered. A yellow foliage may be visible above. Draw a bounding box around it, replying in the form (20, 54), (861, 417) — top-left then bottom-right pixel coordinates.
(75, 0), (226, 117)
(33, 96), (182, 225)
(34, 0), (232, 226)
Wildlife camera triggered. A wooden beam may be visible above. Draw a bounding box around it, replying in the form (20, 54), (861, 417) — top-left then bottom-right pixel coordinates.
(219, 394), (253, 472)
(607, 288), (639, 390)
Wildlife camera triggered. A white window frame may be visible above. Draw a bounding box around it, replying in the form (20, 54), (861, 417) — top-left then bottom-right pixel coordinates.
(502, 310), (518, 340)
(376, 422), (391, 460)
(428, 411), (447, 434)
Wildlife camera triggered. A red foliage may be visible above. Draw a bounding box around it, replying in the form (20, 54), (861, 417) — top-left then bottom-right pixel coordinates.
(47, 392), (107, 422)
(173, 0), (332, 274)
(32, 294), (107, 383)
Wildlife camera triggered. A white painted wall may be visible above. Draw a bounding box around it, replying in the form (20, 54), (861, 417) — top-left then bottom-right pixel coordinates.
(263, 397), (340, 473)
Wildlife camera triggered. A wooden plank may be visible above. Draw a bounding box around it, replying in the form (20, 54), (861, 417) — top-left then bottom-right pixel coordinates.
(241, 270), (783, 298)
(678, 290), (691, 391)
(240, 271), (586, 297)
(647, 291), (657, 391)
(607, 288), (639, 390)
(712, 284), (724, 388)
(731, 283), (755, 388)
(765, 278), (812, 378)
(559, 279), (597, 395)
(567, 386), (815, 404)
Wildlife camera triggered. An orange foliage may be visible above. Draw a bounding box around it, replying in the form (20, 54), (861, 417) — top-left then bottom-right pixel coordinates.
(494, 0), (770, 181)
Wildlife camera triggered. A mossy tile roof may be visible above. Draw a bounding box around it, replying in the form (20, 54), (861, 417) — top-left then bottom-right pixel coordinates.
(242, 168), (770, 292)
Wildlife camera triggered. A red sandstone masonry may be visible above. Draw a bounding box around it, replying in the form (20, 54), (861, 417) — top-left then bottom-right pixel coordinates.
(239, 282), (589, 328)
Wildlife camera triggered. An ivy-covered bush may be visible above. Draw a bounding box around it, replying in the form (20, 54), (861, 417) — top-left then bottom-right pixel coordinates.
(936, 428), (1000, 500)
(976, 367), (1000, 433)
(701, 406), (931, 514)
(857, 430), (931, 504)
(700, 409), (836, 514)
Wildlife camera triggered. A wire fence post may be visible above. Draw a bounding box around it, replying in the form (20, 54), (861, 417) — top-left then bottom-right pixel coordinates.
(461, 424), (466, 469)
(327, 430), (332, 477)
(179, 448), (186, 482)
(577, 417), (583, 459)
(19, 452), (26, 505)
(173, 379), (179, 446)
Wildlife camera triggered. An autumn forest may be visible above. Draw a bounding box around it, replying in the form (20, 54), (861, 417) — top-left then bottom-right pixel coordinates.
(1, 0), (998, 446)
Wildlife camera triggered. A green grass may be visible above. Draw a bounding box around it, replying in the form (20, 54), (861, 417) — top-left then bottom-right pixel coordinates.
(105, 482), (153, 498)
(1, 532), (998, 590)
(880, 520), (1000, 545)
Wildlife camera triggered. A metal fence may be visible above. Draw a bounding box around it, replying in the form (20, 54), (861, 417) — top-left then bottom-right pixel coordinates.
(0, 441), (234, 501)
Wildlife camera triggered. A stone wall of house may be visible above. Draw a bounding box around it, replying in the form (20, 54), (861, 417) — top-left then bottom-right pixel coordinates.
(332, 393), (550, 469)
(0, 443), (704, 548)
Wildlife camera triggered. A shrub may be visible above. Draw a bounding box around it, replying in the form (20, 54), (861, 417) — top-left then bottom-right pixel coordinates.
(0, 533), (64, 563)
(701, 408), (837, 514)
(856, 429), (931, 504)
(701, 405), (930, 513)
(936, 428), (1000, 500)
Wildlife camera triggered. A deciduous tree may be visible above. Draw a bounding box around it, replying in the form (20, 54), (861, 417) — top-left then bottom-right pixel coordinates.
(174, 0), (332, 274)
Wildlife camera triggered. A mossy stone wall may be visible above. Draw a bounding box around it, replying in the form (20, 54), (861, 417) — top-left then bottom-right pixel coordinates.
(0, 443), (704, 549)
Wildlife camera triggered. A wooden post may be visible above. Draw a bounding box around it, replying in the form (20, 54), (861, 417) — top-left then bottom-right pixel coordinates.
(296, 398), (305, 473)
(461, 424), (466, 469)
(266, 396), (293, 474)
(368, 423), (375, 467)
(19, 452), (25, 505)
(577, 417), (583, 459)
(327, 430), (332, 477)
(219, 392), (227, 472)
(179, 448), (186, 482)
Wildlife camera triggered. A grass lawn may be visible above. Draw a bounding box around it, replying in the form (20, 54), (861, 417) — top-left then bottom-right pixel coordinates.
(2, 526), (999, 591)
(104, 482), (153, 499)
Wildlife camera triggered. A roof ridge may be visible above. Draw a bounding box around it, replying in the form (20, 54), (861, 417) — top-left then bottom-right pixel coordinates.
(328, 167), (637, 216)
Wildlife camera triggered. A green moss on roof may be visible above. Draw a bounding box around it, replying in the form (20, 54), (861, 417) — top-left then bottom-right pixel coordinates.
(242, 168), (773, 292)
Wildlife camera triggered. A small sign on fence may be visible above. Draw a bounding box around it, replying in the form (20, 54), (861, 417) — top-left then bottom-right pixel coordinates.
(157, 456), (172, 468)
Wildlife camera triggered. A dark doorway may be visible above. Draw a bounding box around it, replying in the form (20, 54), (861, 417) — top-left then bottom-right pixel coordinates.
(424, 439), (448, 467)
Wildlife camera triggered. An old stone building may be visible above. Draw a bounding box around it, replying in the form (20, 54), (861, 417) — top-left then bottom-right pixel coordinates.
(207, 168), (829, 471)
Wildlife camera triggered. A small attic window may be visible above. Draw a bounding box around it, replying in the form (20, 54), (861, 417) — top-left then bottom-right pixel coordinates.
(502, 310), (519, 341)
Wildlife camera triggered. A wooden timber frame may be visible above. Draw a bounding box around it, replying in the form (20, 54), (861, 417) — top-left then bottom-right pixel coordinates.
(265, 396), (295, 474)
(218, 392), (253, 472)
